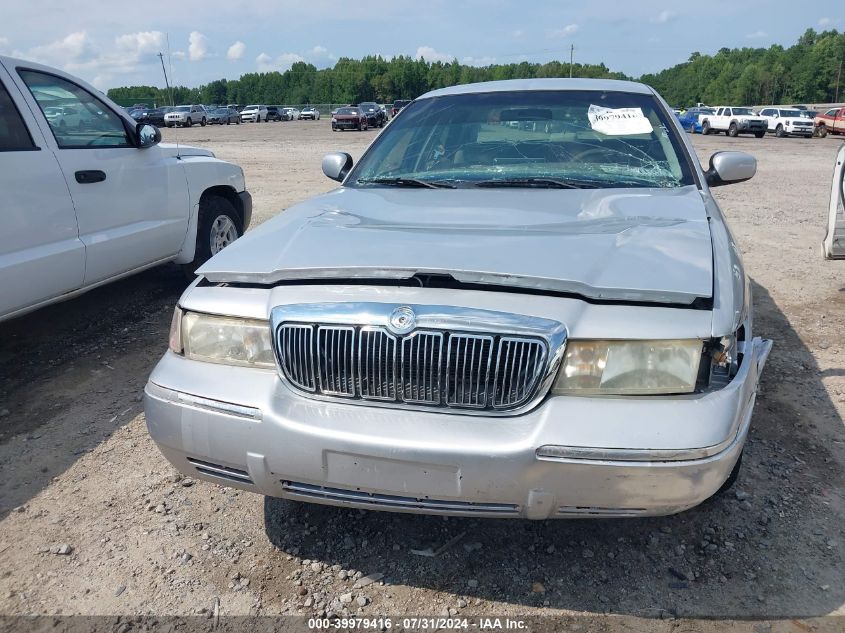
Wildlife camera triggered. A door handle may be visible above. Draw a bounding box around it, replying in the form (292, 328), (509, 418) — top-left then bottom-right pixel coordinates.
(75, 170), (106, 184)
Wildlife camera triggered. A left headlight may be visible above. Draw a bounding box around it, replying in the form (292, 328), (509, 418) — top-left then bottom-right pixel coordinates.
(551, 339), (702, 396)
(169, 308), (275, 368)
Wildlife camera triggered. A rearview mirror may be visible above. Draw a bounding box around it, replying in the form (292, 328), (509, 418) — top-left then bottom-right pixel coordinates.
(705, 151), (756, 187)
(137, 123), (161, 149)
(322, 152), (354, 182)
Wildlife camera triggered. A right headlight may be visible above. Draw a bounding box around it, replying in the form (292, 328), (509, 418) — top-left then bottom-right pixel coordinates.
(551, 339), (703, 396)
(169, 308), (275, 369)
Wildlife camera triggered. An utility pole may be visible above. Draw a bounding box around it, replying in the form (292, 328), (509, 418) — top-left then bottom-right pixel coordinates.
(569, 44), (574, 78)
(836, 58), (843, 103)
(158, 52), (174, 107)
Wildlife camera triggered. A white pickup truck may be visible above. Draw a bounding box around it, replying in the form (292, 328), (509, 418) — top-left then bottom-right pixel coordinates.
(0, 55), (252, 322)
(701, 107), (767, 138)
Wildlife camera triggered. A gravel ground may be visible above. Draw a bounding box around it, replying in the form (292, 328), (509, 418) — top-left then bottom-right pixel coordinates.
(0, 121), (844, 631)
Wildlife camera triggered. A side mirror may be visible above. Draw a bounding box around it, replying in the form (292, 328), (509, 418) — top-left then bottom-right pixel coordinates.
(705, 151), (756, 187)
(322, 152), (353, 182)
(137, 123), (161, 149)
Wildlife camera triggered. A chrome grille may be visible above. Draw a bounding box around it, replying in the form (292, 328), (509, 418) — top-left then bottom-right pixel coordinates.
(493, 337), (546, 408)
(358, 328), (397, 401)
(401, 331), (443, 404)
(274, 321), (549, 412)
(317, 326), (356, 396)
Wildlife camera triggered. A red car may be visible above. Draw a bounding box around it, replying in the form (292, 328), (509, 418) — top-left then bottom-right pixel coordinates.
(814, 107), (845, 137)
(332, 106), (368, 131)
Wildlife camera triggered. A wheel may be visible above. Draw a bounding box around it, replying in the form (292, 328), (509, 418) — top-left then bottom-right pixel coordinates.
(754, 131), (765, 138)
(816, 125), (827, 138)
(187, 195), (242, 272)
(186, 118), (192, 127)
(226, 119), (230, 125)
(728, 123), (738, 137)
(358, 121), (364, 131)
(701, 121), (711, 135)
(200, 117), (206, 127)
(775, 124), (785, 138)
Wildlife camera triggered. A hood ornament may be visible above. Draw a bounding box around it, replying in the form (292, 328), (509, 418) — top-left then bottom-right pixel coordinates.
(388, 306), (416, 334)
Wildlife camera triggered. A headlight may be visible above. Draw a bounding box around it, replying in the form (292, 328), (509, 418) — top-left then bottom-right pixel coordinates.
(551, 339), (702, 395)
(169, 309), (275, 368)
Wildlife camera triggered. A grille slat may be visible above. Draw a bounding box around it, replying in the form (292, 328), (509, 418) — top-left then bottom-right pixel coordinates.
(276, 322), (547, 411)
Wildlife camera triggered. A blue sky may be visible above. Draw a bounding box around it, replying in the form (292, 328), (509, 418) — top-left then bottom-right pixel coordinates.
(0, 1), (840, 90)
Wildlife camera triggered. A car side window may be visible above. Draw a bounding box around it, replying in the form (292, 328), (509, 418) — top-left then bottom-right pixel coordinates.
(18, 69), (130, 149)
(0, 79), (36, 151)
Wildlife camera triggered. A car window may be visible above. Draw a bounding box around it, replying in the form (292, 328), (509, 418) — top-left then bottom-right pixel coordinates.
(0, 79), (36, 151)
(18, 69), (130, 149)
(351, 89), (695, 189)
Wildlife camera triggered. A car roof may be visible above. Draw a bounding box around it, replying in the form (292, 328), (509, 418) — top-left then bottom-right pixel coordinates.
(418, 78), (654, 100)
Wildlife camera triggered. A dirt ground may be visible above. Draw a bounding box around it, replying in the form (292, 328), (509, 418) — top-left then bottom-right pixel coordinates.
(1, 120), (844, 632)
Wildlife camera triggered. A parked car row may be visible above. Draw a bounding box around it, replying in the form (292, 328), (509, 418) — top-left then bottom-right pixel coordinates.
(675, 104), (843, 139)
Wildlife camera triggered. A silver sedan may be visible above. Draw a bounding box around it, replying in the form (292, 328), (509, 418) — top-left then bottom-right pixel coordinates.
(145, 78), (771, 522)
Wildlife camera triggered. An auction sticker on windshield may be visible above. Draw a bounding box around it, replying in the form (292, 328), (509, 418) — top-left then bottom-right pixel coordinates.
(588, 104), (653, 135)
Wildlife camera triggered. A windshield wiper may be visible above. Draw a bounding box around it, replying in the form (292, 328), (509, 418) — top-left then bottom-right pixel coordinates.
(357, 177), (456, 189)
(473, 177), (599, 189)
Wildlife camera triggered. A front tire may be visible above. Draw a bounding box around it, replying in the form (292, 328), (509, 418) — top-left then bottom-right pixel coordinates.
(186, 195), (242, 274)
(728, 123), (738, 137)
(754, 131), (765, 138)
(702, 121), (711, 135)
(200, 117), (207, 127)
(186, 118), (192, 127)
(816, 125), (828, 138)
(775, 124), (785, 138)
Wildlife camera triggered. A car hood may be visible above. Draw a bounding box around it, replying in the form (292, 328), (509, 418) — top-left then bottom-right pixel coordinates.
(158, 143), (214, 158)
(198, 185), (714, 305)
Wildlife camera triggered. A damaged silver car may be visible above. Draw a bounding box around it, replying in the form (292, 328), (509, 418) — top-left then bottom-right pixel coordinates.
(145, 78), (772, 520)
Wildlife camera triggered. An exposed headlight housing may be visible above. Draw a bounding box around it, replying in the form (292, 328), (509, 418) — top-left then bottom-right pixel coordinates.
(551, 339), (702, 395)
(169, 308), (274, 368)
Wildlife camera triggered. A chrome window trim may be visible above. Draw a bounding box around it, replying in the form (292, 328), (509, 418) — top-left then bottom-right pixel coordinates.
(270, 302), (568, 417)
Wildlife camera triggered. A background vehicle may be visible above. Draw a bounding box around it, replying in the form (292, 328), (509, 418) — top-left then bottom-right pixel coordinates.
(240, 105), (268, 123)
(208, 107), (240, 125)
(131, 106), (173, 127)
(814, 107), (845, 137)
(758, 108), (814, 138)
(299, 106), (320, 120)
(822, 143), (845, 259)
(391, 99), (411, 117)
(226, 103), (244, 112)
(0, 55), (252, 322)
(677, 107), (714, 133)
(265, 106), (283, 122)
(164, 105), (207, 127)
(358, 102), (386, 127)
(331, 106), (368, 131)
(44, 105), (81, 129)
(701, 107), (766, 137)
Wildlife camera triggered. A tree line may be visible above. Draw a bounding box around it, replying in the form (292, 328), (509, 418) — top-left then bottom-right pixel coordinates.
(107, 29), (844, 108)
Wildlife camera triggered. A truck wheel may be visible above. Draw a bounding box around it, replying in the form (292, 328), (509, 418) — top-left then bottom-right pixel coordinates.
(702, 121), (711, 135)
(754, 131), (765, 138)
(775, 124), (785, 138)
(200, 117), (207, 127)
(816, 125), (827, 138)
(185, 195), (242, 275)
(728, 123), (738, 137)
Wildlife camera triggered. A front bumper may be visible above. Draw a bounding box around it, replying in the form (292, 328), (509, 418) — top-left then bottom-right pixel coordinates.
(144, 335), (771, 519)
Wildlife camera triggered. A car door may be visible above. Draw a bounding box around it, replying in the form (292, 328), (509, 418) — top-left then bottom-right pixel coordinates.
(822, 144), (845, 260)
(0, 61), (84, 319)
(11, 64), (190, 286)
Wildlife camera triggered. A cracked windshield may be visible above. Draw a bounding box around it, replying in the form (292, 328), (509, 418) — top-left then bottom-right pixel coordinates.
(353, 90), (694, 189)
